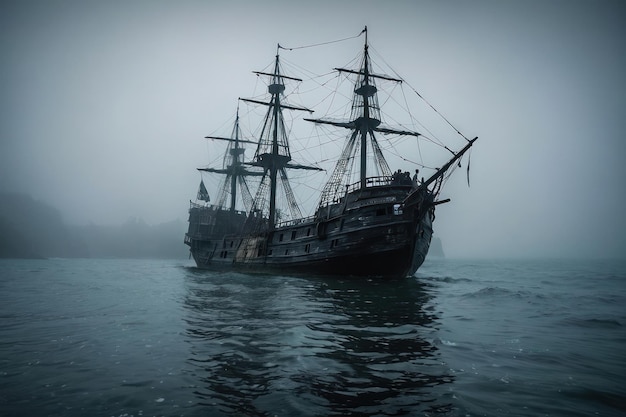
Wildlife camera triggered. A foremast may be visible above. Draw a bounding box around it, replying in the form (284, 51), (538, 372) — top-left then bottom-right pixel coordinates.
(306, 26), (422, 207)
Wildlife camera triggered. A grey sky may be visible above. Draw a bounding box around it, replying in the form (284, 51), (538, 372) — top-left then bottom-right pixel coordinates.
(1, 0), (625, 258)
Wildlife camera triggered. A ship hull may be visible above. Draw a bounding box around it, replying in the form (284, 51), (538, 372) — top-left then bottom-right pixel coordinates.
(191, 243), (419, 278)
(185, 185), (435, 279)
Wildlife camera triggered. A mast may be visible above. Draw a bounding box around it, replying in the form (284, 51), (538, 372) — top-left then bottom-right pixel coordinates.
(229, 110), (243, 210)
(306, 26), (415, 207)
(244, 48), (319, 230)
(269, 55), (282, 228)
(199, 105), (261, 212)
(358, 27), (374, 188)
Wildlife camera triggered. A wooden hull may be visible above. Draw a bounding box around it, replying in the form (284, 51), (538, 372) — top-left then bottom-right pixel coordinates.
(185, 185), (435, 278)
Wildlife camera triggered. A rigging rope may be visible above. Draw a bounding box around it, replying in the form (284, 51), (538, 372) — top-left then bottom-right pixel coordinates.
(278, 28), (365, 51)
(369, 45), (471, 143)
(410, 85), (470, 142)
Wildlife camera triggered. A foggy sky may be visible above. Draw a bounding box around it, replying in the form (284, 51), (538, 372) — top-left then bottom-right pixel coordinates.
(1, 0), (625, 259)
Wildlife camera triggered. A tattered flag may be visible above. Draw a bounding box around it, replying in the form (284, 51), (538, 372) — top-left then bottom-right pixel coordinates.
(197, 180), (210, 202)
(466, 153), (471, 187)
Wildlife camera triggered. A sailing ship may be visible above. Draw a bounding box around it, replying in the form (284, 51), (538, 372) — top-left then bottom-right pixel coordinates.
(184, 27), (477, 278)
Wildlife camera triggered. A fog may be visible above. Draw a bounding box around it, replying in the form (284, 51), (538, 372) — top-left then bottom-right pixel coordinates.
(1, 0), (625, 259)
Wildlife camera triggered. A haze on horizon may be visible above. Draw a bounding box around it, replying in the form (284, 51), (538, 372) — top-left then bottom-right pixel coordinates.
(1, 0), (625, 260)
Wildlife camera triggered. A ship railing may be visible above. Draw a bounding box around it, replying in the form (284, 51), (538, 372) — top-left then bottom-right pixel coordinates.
(275, 215), (316, 228)
(345, 175), (395, 194)
(185, 231), (205, 240)
(189, 200), (207, 209)
(188, 201), (247, 216)
(317, 176), (397, 208)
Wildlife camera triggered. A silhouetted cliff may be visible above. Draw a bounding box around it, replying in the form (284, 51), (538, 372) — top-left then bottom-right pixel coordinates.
(0, 193), (86, 258)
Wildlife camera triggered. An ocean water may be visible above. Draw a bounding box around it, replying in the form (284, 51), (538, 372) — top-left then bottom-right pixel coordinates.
(0, 258), (624, 417)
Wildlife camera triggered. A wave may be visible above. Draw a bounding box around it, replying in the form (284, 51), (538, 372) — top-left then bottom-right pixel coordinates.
(420, 276), (473, 284)
(461, 286), (531, 299)
(562, 317), (622, 329)
(562, 387), (626, 415)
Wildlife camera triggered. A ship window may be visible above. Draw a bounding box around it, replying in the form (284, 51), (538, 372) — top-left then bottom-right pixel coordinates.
(291, 231), (297, 240)
(285, 249), (289, 255)
(279, 234), (284, 242)
(257, 247), (263, 257)
(230, 241), (234, 248)
(330, 239), (339, 248)
(305, 244), (310, 253)
(307, 228), (311, 236)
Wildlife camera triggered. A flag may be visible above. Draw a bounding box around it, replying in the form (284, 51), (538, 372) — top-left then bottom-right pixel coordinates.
(197, 180), (210, 202)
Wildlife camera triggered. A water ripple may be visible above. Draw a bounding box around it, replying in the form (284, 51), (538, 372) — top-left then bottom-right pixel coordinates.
(182, 273), (452, 416)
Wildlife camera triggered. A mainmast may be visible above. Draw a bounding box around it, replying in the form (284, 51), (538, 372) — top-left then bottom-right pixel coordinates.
(231, 113), (243, 209)
(243, 49), (320, 230)
(268, 55), (285, 228)
(357, 26), (375, 189)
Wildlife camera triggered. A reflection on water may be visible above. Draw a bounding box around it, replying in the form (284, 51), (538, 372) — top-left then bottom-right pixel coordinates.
(183, 270), (454, 416)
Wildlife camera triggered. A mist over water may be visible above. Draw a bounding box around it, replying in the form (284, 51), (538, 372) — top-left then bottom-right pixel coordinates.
(1, 258), (624, 416)
(1, 1), (625, 260)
